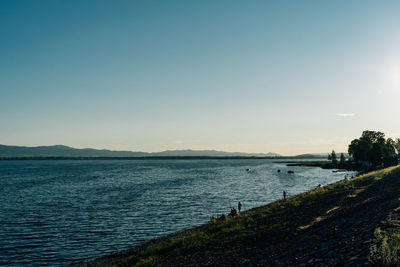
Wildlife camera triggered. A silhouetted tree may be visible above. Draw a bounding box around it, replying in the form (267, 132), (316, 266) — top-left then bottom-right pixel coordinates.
(340, 153), (345, 165)
(385, 138), (396, 157)
(330, 150), (338, 164)
(348, 130), (396, 167)
(395, 138), (400, 155)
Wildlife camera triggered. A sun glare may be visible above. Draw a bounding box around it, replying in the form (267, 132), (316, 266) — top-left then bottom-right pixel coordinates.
(389, 67), (400, 87)
(381, 63), (400, 91)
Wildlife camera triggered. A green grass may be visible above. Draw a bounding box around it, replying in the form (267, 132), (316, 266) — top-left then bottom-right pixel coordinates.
(369, 228), (400, 266)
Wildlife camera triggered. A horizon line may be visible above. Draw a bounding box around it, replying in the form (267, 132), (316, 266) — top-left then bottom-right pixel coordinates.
(0, 143), (349, 157)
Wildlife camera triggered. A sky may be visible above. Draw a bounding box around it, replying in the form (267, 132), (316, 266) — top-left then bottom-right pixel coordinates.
(1, 0), (400, 155)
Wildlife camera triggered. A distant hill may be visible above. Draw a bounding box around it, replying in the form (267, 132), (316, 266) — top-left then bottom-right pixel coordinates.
(0, 144), (281, 158)
(0, 144), (149, 158)
(153, 150), (280, 157)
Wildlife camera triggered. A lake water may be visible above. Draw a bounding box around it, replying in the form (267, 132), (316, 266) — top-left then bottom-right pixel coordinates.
(0, 159), (357, 266)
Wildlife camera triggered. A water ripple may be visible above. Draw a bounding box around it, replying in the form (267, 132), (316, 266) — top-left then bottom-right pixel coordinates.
(0, 159), (357, 265)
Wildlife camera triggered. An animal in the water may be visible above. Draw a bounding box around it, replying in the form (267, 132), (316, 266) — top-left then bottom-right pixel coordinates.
(288, 170), (294, 174)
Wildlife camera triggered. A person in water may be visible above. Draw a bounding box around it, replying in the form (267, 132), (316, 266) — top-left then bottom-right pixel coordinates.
(238, 201), (242, 213)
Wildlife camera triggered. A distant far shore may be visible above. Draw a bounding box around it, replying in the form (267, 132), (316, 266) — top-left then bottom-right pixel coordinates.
(282, 160), (362, 171)
(0, 156), (325, 161)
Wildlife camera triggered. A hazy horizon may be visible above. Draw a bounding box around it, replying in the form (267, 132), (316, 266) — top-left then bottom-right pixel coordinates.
(1, 1), (399, 155)
(0, 143), (351, 157)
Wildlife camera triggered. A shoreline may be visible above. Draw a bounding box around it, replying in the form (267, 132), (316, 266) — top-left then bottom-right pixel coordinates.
(281, 160), (362, 171)
(77, 165), (400, 266)
(0, 156), (327, 161)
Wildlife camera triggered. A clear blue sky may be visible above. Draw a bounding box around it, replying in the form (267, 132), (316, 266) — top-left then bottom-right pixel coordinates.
(1, 0), (399, 155)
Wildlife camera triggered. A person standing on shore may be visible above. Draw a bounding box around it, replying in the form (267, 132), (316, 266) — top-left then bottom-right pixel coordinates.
(283, 191), (287, 200)
(238, 201), (242, 213)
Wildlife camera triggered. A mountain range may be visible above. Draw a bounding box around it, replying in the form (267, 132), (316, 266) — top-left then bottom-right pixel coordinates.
(0, 144), (283, 158)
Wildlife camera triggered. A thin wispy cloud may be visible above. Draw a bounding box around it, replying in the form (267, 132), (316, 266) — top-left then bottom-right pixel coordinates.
(335, 113), (355, 117)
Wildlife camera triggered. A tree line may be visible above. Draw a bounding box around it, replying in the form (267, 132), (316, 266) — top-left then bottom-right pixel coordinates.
(329, 130), (400, 169)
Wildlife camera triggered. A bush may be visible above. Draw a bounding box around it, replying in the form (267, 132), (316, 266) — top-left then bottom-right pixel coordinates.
(383, 156), (398, 168)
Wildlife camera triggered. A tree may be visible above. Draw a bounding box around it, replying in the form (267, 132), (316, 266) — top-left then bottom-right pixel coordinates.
(368, 143), (383, 167)
(395, 138), (400, 155)
(340, 153), (346, 165)
(348, 138), (369, 162)
(348, 130), (396, 167)
(385, 138), (396, 157)
(331, 150), (338, 164)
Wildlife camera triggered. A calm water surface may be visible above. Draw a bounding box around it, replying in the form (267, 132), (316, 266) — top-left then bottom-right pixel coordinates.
(0, 159), (357, 266)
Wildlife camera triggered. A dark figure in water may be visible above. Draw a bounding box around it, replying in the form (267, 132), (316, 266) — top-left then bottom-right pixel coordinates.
(238, 201), (242, 213)
(229, 207), (238, 217)
(283, 190), (287, 200)
(277, 169), (281, 173)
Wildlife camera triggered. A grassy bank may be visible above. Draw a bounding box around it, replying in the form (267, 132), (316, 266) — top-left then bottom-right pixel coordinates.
(79, 165), (400, 266)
